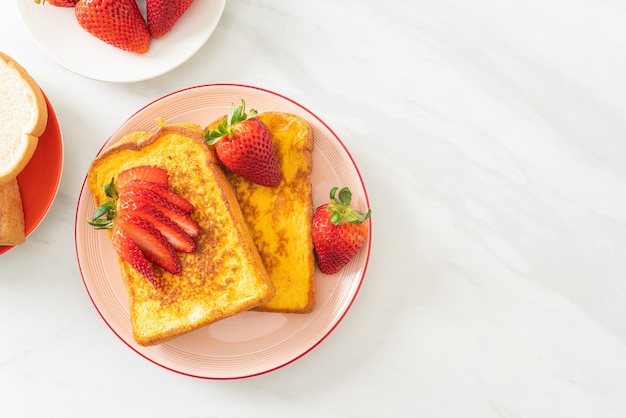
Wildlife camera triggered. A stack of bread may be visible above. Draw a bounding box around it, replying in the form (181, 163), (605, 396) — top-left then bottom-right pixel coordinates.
(0, 52), (48, 247)
(87, 112), (315, 346)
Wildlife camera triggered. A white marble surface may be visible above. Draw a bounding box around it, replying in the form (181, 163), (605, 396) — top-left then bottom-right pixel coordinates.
(2, 0), (626, 416)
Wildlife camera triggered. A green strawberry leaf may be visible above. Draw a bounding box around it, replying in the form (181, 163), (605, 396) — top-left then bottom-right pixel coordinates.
(204, 99), (259, 145)
(87, 177), (118, 230)
(326, 186), (371, 226)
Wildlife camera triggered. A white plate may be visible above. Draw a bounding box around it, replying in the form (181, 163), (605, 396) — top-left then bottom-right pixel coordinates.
(75, 84), (372, 379)
(17, 0), (226, 82)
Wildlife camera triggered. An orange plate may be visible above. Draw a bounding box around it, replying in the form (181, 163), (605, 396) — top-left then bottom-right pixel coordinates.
(0, 95), (63, 255)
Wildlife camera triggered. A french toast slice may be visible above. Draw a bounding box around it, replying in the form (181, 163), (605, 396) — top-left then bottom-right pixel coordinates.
(87, 122), (274, 346)
(206, 112), (315, 313)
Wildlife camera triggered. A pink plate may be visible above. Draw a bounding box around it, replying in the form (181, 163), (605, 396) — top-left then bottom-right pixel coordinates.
(1, 94), (63, 255)
(74, 84), (371, 379)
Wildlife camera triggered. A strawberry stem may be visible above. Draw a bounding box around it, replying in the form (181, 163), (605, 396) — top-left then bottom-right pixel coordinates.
(87, 178), (118, 229)
(204, 99), (258, 145)
(326, 186), (371, 225)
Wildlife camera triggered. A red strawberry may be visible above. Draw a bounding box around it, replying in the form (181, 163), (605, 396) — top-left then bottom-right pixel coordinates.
(119, 180), (194, 214)
(116, 166), (168, 189)
(111, 226), (158, 288)
(118, 188), (199, 237)
(146, 0), (195, 39)
(75, 0), (151, 54)
(118, 214), (181, 275)
(205, 100), (281, 187)
(311, 187), (371, 274)
(34, 0), (78, 7)
(121, 205), (196, 253)
(88, 167), (200, 285)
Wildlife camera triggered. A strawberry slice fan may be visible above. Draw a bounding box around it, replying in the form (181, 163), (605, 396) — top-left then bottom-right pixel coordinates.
(88, 166), (199, 288)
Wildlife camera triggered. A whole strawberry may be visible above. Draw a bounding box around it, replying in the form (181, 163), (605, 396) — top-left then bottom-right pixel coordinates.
(75, 0), (151, 54)
(312, 187), (371, 274)
(204, 100), (281, 187)
(147, 0), (195, 39)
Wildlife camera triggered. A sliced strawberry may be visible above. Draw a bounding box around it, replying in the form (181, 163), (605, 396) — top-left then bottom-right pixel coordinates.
(119, 188), (199, 238)
(118, 214), (182, 275)
(111, 227), (158, 288)
(166, 208), (200, 239)
(42, 0), (78, 7)
(116, 166), (169, 190)
(119, 180), (194, 214)
(120, 204), (196, 253)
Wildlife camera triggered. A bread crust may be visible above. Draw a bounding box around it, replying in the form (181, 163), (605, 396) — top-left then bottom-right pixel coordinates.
(0, 177), (25, 246)
(0, 52), (48, 184)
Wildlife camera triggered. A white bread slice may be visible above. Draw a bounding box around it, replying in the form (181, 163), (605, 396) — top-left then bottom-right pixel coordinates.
(0, 51), (48, 184)
(0, 177), (25, 246)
